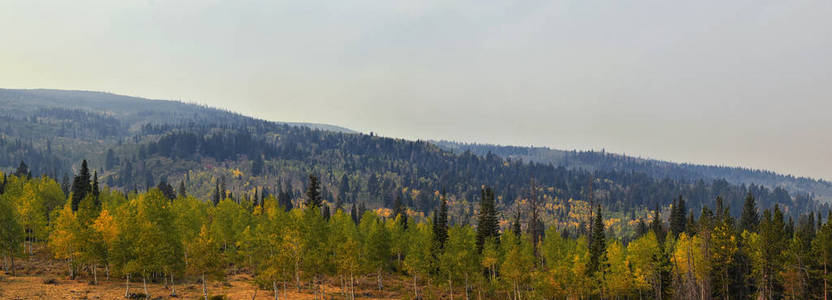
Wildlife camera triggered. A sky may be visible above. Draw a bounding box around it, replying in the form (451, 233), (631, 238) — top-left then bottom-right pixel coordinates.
(1, 0), (831, 181)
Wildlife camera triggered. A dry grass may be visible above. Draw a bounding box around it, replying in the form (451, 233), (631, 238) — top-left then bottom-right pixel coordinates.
(0, 246), (426, 299)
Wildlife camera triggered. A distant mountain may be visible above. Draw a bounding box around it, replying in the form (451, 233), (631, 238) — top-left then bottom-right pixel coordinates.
(432, 141), (832, 203)
(0, 89), (356, 134)
(0, 88), (827, 237)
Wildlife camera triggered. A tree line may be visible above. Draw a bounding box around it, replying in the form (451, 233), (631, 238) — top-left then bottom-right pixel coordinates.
(0, 161), (831, 299)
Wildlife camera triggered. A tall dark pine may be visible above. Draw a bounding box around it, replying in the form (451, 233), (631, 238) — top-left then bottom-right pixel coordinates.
(651, 204), (666, 244)
(740, 193), (760, 233)
(322, 205), (331, 221)
(350, 203), (359, 224)
(178, 181), (187, 198)
(278, 188), (293, 211)
(92, 171), (100, 206)
(511, 205), (522, 237)
(393, 195), (408, 229)
(476, 187), (500, 252)
(0, 173), (6, 194)
(70, 160), (92, 211)
(105, 149), (116, 170)
(212, 182), (221, 206)
(305, 174), (322, 208)
(60, 173), (70, 196)
(15, 161), (29, 178)
(670, 195), (687, 238)
(433, 195), (449, 249)
(338, 174), (350, 204)
(527, 179), (543, 249)
(588, 207), (607, 275)
(157, 179), (175, 200)
(251, 154), (264, 176)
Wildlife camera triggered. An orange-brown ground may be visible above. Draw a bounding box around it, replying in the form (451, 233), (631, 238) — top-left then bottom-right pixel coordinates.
(0, 246), (438, 299)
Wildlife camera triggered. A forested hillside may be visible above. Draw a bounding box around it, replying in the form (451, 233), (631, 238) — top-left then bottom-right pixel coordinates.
(434, 141), (832, 203)
(0, 88), (829, 240)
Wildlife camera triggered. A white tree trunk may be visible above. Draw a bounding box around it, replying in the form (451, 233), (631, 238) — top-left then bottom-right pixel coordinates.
(170, 272), (177, 296)
(202, 272), (208, 300)
(143, 275), (149, 300)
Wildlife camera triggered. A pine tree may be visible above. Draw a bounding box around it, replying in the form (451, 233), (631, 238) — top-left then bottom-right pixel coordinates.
(92, 171), (100, 205)
(322, 205), (331, 221)
(338, 174), (349, 206)
(350, 202), (358, 224)
(432, 195), (449, 249)
(278, 187), (293, 211)
(14, 160), (29, 178)
(476, 187), (499, 252)
(740, 193), (760, 233)
(156, 178), (175, 200)
(71, 160), (92, 211)
(670, 195), (686, 238)
(588, 207), (607, 276)
(177, 181), (186, 198)
(251, 154), (264, 176)
(1, 173), (8, 195)
(105, 149), (117, 170)
(651, 204), (667, 244)
(393, 194), (408, 229)
(305, 174), (322, 208)
(212, 182), (221, 206)
(812, 212), (832, 300)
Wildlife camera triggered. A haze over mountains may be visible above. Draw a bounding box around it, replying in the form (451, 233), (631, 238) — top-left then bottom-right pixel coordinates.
(0, 88), (829, 231)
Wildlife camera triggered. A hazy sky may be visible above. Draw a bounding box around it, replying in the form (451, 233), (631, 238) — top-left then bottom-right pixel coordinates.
(2, 0), (831, 180)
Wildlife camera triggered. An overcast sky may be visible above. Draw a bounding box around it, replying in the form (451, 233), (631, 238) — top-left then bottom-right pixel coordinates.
(1, 0), (830, 180)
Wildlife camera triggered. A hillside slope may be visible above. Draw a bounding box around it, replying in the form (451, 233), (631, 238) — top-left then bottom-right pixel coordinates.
(0, 88), (828, 237)
(433, 141), (832, 203)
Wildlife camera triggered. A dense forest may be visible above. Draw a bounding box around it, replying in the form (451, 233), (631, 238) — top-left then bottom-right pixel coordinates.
(0, 166), (830, 299)
(1, 89), (829, 242)
(434, 141), (832, 203)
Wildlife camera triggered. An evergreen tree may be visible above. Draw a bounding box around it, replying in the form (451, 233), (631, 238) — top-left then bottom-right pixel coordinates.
(104, 149), (115, 170)
(212, 182), (221, 206)
(350, 202), (358, 224)
(476, 186), (499, 252)
(251, 154), (264, 176)
(177, 180), (186, 198)
(0, 173), (5, 195)
(670, 195), (686, 238)
(322, 205), (331, 221)
(338, 174), (349, 205)
(432, 195), (449, 249)
(277, 187), (292, 211)
(392, 194), (408, 229)
(156, 179), (175, 200)
(60, 173), (70, 196)
(15, 160), (29, 178)
(588, 207), (607, 276)
(70, 160), (92, 211)
(651, 204), (666, 244)
(92, 171), (100, 204)
(636, 218), (648, 237)
(740, 192), (760, 233)
(305, 174), (322, 208)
